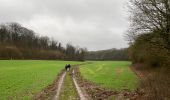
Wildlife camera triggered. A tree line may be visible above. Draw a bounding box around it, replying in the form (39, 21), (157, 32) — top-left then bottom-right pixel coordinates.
(85, 48), (129, 61)
(127, 0), (170, 68)
(127, 0), (170, 99)
(0, 22), (86, 61)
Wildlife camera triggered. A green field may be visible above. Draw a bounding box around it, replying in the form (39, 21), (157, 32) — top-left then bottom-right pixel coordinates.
(0, 60), (80, 100)
(80, 61), (139, 91)
(0, 60), (139, 100)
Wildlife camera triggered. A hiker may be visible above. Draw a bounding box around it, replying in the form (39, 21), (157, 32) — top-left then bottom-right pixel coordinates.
(65, 64), (71, 71)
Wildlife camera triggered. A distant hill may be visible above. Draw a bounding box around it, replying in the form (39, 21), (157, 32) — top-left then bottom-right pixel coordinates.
(85, 48), (129, 61)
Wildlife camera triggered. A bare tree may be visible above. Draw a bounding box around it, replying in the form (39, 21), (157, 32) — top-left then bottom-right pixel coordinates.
(0, 22), (86, 60)
(128, 0), (170, 49)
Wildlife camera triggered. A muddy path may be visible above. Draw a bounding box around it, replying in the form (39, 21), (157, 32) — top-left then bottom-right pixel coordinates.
(72, 69), (87, 100)
(33, 64), (87, 100)
(34, 63), (142, 100)
(53, 72), (66, 100)
(56, 66), (88, 100)
(33, 70), (66, 100)
(55, 70), (79, 100)
(53, 65), (88, 100)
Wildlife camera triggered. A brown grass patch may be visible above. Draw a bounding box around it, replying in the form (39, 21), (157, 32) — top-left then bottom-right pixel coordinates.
(132, 64), (170, 99)
(139, 67), (170, 100)
(115, 68), (124, 75)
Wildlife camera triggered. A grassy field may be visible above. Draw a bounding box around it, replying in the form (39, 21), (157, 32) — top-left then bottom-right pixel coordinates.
(80, 61), (139, 91)
(0, 60), (80, 100)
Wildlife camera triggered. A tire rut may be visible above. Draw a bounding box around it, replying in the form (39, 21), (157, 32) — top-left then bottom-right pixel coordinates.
(53, 72), (66, 100)
(72, 69), (87, 100)
(53, 65), (87, 100)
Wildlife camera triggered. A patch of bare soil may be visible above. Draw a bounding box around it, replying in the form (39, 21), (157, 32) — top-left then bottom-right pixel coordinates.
(74, 65), (144, 100)
(130, 64), (150, 80)
(33, 69), (65, 100)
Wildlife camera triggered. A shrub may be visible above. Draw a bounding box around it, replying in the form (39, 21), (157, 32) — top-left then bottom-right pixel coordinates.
(129, 33), (170, 68)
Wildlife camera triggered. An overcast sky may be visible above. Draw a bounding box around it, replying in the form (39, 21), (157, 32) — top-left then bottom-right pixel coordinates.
(0, 0), (129, 51)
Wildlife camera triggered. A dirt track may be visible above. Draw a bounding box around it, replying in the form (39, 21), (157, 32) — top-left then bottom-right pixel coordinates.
(53, 65), (87, 100)
(53, 72), (66, 100)
(72, 69), (87, 100)
(34, 64), (142, 100)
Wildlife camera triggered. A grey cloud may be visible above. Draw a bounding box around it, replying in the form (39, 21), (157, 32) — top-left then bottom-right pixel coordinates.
(0, 0), (129, 50)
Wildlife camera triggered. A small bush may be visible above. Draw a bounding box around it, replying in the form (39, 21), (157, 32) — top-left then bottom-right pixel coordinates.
(129, 33), (170, 68)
